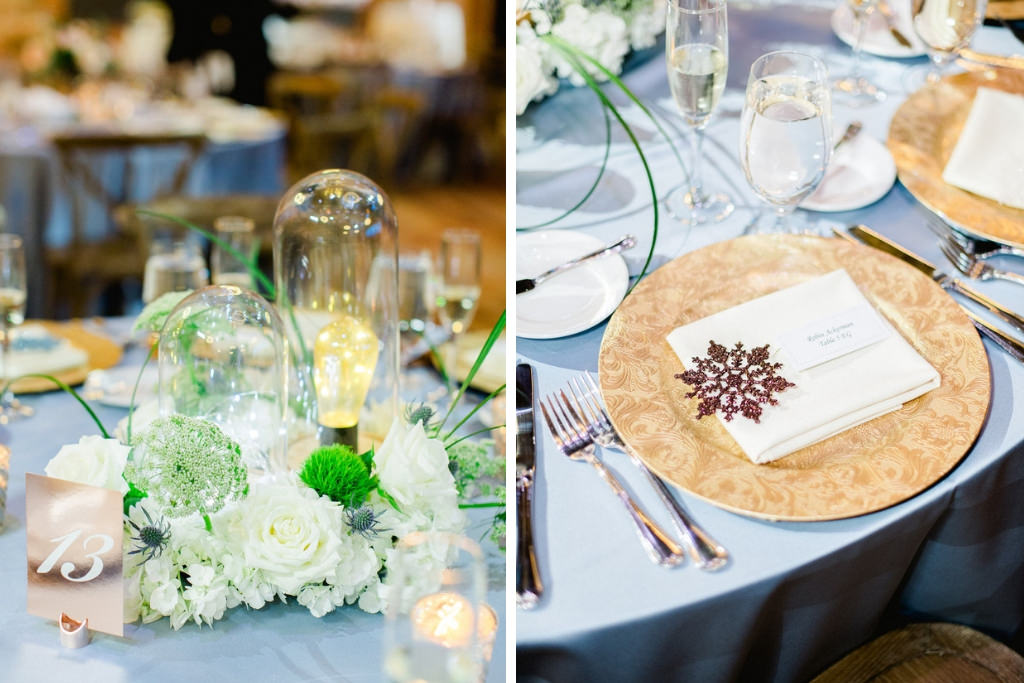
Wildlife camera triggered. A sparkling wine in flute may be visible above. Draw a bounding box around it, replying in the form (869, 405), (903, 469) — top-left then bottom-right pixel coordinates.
(0, 287), (26, 328)
(742, 75), (831, 205)
(668, 44), (727, 125)
(436, 285), (480, 336)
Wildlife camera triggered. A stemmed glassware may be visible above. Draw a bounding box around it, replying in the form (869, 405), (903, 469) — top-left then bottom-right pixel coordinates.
(436, 229), (481, 387)
(664, 0), (734, 225)
(211, 216), (256, 289)
(911, 0), (988, 84)
(0, 234), (30, 422)
(834, 0), (886, 105)
(739, 51), (833, 234)
(142, 233), (209, 303)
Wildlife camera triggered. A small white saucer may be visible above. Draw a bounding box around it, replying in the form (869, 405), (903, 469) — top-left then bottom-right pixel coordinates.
(516, 230), (629, 340)
(802, 130), (897, 212)
(831, 0), (926, 59)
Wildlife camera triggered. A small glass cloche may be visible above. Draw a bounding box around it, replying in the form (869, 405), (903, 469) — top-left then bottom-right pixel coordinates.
(157, 285), (289, 473)
(273, 169), (399, 463)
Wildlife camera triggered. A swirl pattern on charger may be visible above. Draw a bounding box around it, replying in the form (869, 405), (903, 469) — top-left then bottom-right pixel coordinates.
(598, 234), (990, 521)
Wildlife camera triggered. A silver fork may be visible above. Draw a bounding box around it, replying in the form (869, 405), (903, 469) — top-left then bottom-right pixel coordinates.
(925, 215), (1024, 261)
(939, 238), (1024, 288)
(568, 373), (729, 571)
(540, 393), (685, 567)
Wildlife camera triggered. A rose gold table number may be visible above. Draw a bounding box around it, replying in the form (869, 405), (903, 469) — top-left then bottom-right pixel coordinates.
(25, 473), (124, 642)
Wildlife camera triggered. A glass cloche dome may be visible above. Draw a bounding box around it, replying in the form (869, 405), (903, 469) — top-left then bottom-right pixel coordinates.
(273, 169), (399, 464)
(157, 285), (289, 473)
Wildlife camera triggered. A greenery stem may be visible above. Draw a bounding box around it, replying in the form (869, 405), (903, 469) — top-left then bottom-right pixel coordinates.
(437, 312), (505, 434)
(3, 374), (108, 438)
(126, 342), (158, 443)
(458, 502), (504, 509)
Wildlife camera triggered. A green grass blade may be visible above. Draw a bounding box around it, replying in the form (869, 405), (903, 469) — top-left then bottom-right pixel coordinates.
(443, 384), (506, 443)
(437, 311), (506, 434)
(444, 423), (505, 449)
(126, 342), (157, 443)
(516, 105), (612, 231)
(3, 374), (109, 438)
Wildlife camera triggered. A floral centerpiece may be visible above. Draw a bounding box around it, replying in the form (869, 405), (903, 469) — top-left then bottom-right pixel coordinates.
(33, 290), (505, 630)
(516, 0), (667, 115)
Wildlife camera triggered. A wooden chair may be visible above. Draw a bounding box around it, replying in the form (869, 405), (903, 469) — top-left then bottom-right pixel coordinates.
(812, 623), (1024, 682)
(46, 131), (206, 318)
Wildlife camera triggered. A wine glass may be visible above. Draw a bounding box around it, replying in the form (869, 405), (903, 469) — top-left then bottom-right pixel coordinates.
(911, 0), (988, 84)
(664, 0), (734, 225)
(383, 532), (494, 683)
(0, 234), (29, 421)
(142, 234), (209, 304)
(436, 230), (481, 388)
(211, 216), (256, 289)
(833, 0), (886, 105)
(740, 51), (833, 234)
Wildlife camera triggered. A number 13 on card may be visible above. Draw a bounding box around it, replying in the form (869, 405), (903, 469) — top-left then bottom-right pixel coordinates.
(25, 473), (124, 637)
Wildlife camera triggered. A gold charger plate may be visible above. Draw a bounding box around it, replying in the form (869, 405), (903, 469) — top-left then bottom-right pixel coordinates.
(987, 0), (1024, 20)
(598, 235), (990, 522)
(9, 321), (122, 394)
(888, 68), (1024, 247)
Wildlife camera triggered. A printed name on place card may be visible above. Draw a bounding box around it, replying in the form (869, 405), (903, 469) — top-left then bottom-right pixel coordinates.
(776, 303), (891, 372)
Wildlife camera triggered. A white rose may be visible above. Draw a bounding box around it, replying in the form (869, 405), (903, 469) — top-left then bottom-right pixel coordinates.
(550, 4), (629, 86)
(517, 41), (558, 115)
(375, 419), (459, 512)
(232, 478), (344, 595)
(45, 435), (130, 494)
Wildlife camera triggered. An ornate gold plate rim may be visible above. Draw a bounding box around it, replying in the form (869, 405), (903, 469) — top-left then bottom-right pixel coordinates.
(598, 235), (990, 522)
(888, 68), (1024, 248)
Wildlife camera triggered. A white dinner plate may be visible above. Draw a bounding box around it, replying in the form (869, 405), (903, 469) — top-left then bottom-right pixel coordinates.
(516, 230), (629, 339)
(801, 130), (897, 212)
(83, 364), (158, 408)
(831, 1), (927, 58)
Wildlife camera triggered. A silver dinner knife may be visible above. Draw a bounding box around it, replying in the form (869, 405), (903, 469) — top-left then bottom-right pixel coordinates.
(516, 362), (543, 609)
(848, 225), (1024, 336)
(516, 235), (636, 295)
(837, 227), (1024, 362)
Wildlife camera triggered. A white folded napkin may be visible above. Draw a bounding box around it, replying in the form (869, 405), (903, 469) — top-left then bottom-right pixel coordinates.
(0, 324), (88, 379)
(942, 87), (1024, 210)
(666, 270), (940, 464)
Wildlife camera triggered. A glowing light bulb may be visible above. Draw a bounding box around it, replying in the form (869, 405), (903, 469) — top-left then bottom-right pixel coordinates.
(313, 314), (379, 430)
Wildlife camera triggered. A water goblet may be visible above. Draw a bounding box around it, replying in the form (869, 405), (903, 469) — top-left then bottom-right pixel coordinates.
(142, 234), (209, 304)
(0, 234), (30, 422)
(664, 0), (734, 225)
(740, 51), (833, 234)
(911, 0), (988, 84)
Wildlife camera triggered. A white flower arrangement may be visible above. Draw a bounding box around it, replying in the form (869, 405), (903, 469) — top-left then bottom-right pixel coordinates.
(516, 0), (666, 115)
(48, 414), (466, 629)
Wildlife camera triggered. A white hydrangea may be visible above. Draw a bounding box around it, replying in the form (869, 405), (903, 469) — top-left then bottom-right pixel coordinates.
(517, 40), (558, 115)
(550, 4), (630, 86)
(629, 0), (666, 50)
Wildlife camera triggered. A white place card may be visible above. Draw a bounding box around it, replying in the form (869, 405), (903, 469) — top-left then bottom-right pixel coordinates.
(25, 473), (124, 637)
(776, 303), (892, 372)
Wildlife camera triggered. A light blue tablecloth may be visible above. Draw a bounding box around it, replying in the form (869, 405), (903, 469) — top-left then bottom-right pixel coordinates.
(0, 318), (506, 683)
(516, 4), (1024, 682)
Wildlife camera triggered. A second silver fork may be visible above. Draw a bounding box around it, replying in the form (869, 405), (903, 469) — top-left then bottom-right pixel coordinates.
(568, 373), (729, 571)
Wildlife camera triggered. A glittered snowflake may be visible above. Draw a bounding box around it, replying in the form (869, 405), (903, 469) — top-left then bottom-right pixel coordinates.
(675, 340), (795, 423)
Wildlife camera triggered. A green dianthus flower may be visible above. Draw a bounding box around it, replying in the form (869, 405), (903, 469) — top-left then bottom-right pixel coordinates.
(299, 444), (377, 509)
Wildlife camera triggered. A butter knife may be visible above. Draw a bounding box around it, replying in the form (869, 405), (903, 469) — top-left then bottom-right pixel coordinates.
(876, 1), (913, 48)
(516, 363), (543, 609)
(836, 228), (1024, 362)
(516, 235), (636, 295)
(848, 225), (1024, 337)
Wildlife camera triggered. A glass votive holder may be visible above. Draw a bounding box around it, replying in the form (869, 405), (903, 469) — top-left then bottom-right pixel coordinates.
(383, 532), (490, 683)
(211, 215), (256, 289)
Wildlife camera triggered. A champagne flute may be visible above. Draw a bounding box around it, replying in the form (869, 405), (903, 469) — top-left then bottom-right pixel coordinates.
(740, 51), (833, 233)
(436, 230), (481, 389)
(0, 234), (29, 421)
(664, 0), (734, 225)
(833, 0), (886, 105)
(911, 0), (988, 83)
(211, 216), (256, 289)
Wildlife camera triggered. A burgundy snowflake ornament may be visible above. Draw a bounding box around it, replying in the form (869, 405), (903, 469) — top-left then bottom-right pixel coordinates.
(675, 340), (795, 423)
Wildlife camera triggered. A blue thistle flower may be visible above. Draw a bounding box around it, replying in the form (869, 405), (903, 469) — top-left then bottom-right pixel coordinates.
(344, 505), (386, 540)
(127, 506), (171, 563)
